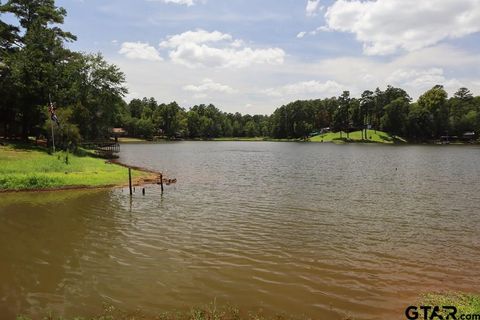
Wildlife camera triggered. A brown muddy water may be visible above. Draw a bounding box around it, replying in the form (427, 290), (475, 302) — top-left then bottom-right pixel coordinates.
(1, 142), (479, 320)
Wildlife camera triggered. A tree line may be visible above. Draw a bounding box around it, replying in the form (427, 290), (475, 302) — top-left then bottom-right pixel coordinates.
(1, 0), (479, 145)
(270, 86), (480, 141)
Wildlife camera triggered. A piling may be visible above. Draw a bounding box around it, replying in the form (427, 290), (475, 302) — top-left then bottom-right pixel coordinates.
(128, 168), (132, 196)
(160, 173), (164, 192)
(142, 188), (145, 196)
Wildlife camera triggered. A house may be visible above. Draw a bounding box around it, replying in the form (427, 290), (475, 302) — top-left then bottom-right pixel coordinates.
(462, 132), (476, 142)
(111, 128), (127, 137)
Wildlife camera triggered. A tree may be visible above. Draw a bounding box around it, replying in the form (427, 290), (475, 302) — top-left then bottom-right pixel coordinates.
(335, 91), (351, 138)
(0, 18), (19, 53)
(381, 98), (409, 137)
(68, 53), (127, 139)
(417, 85), (448, 138)
(454, 87), (473, 101)
(360, 90), (374, 140)
(406, 103), (433, 141)
(154, 102), (184, 138)
(128, 99), (144, 119)
(186, 110), (201, 138)
(244, 120), (258, 137)
(1, 0), (76, 139)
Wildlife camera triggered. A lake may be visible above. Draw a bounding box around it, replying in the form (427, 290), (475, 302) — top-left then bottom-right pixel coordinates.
(1, 142), (479, 320)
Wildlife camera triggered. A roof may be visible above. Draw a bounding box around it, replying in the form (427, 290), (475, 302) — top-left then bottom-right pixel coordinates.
(111, 128), (126, 133)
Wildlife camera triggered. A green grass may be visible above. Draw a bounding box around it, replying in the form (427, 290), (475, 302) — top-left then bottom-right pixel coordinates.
(420, 292), (480, 316)
(14, 294), (480, 320)
(209, 137), (303, 142)
(0, 143), (149, 191)
(310, 130), (406, 144)
(117, 137), (149, 143)
(16, 303), (307, 320)
(212, 137), (268, 142)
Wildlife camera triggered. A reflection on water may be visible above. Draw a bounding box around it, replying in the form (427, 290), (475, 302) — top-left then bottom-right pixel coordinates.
(1, 142), (480, 320)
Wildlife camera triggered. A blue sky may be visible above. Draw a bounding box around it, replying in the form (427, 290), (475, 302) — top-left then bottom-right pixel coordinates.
(20, 1), (480, 113)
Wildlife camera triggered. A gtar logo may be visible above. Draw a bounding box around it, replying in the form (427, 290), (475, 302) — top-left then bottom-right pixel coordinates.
(405, 306), (458, 320)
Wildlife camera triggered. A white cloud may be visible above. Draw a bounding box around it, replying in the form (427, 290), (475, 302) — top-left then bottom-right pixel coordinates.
(263, 80), (344, 98)
(159, 29), (285, 68)
(306, 0), (321, 16)
(113, 43), (480, 115)
(183, 78), (237, 94)
(387, 68), (463, 92)
(297, 26), (331, 39)
(119, 42), (163, 61)
(297, 31), (307, 39)
(149, 0), (198, 6)
(324, 0), (480, 55)
(306, 44), (480, 99)
(160, 29), (232, 48)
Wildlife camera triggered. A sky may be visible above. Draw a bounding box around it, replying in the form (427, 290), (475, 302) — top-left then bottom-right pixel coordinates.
(42, 0), (480, 113)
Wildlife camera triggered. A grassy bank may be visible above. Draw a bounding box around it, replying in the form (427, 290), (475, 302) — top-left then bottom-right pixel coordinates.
(212, 137), (268, 141)
(0, 143), (150, 191)
(117, 137), (150, 143)
(16, 303), (306, 320)
(310, 130), (406, 144)
(14, 293), (480, 320)
(420, 292), (480, 315)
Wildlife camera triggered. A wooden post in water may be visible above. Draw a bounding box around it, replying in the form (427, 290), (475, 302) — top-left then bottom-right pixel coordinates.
(142, 188), (145, 196)
(128, 168), (132, 196)
(160, 173), (164, 192)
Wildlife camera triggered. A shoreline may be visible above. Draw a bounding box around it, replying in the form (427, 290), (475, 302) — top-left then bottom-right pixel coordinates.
(0, 162), (163, 194)
(122, 138), (479, 145)
(117, 136), (479, 145)
(0, 143), (170, 194)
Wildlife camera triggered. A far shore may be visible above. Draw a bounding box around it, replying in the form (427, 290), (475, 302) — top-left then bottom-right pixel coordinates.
(117, 129), (479, 145)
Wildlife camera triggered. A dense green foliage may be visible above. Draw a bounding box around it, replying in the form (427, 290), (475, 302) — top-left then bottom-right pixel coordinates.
(0, 0), (126, 143)
(1, 1), (479, 143)
(270, 86), (480, 141)
(121, 99), (270, 139)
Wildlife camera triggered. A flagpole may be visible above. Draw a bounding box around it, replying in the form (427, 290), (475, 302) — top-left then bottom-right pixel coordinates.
(49, 94), (55, 153)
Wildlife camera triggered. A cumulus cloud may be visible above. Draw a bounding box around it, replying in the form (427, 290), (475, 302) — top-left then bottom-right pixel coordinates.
(306, 44), (480, 99)
(323, 0), (480, 55)
(160, 30), (232, 48)
(263, 80), (344, 98)
(119, 42), (163, 61)
(387, 68), (463, 91)
(306, 0), (321, 16)
(159, 29), (285, 68)
(183, 78), (237, 94)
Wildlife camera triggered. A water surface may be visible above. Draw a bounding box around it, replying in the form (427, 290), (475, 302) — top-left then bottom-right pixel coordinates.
(1, 142), (479, 319)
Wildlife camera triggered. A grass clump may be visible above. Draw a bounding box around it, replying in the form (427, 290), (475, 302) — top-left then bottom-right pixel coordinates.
(0, 143), (149, 191)
(15, 302), (307, 320)
(420, 292), (480, 316)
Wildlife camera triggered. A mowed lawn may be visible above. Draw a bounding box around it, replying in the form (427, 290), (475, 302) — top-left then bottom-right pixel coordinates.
(0, 144), (148, 191)
(310, 130), (406, 144)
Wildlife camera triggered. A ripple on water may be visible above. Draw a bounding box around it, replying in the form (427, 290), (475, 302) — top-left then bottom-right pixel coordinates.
(1, 143), (480, 320)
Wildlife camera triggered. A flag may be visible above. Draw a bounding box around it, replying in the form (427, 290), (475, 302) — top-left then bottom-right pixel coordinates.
(48, 103), (60, 127)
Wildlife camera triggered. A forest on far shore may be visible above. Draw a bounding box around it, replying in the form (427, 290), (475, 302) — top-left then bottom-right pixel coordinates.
(1, 1), (479, 145)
